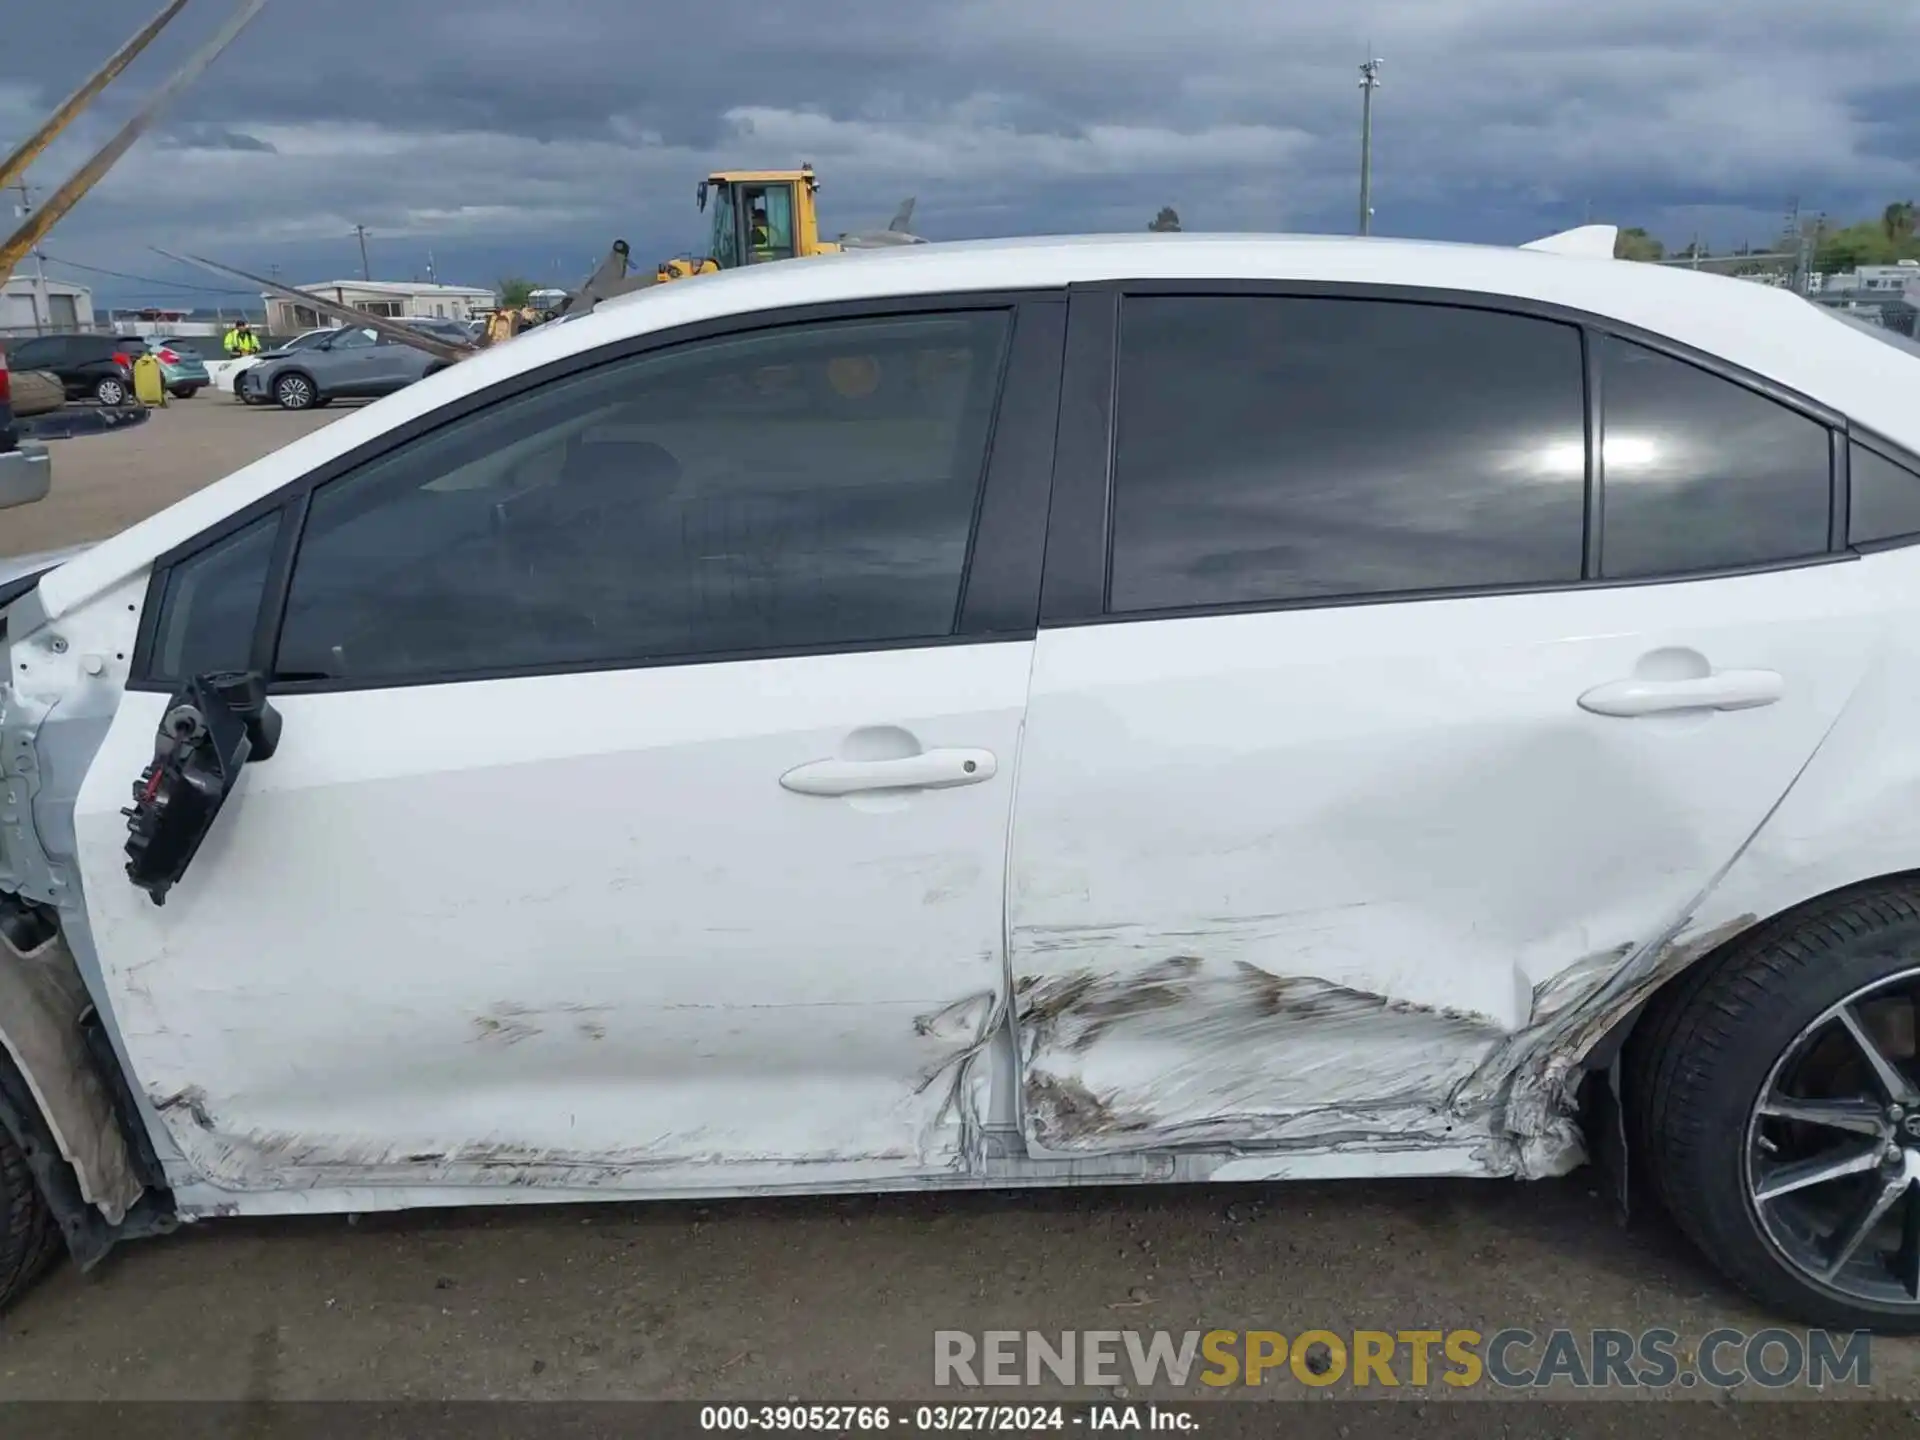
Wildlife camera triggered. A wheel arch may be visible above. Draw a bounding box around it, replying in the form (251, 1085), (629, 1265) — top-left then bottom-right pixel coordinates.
(1589, 867), (1920, 1079)
(271, 367), (319, 400)
(1561, 868), (1920, 1220)
(0, 911), (175, 1268)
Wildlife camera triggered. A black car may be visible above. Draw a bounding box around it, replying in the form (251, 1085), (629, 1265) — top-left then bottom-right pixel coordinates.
(3, 334), (136, 406)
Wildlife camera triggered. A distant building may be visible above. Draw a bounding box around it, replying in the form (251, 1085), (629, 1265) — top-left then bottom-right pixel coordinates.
(1810, 261), (1920, 336)
(0, 275), (95, 334)
(263, 280), (495, 332)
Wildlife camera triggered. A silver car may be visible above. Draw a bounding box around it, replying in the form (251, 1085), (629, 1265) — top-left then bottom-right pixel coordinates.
(238, 324), (448, 410)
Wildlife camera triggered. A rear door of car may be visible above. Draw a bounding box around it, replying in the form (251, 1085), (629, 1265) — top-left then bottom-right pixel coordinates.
(1008, 282), (1878, 1159)
(72, 291), (1065, 1194)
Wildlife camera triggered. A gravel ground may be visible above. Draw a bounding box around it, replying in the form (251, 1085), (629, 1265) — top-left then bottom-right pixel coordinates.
(3, 394), (347, 561)
(1, 398), (1916, 1422)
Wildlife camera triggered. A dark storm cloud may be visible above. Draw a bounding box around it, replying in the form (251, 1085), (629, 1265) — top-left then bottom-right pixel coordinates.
(158, 124), (277, 153)
(4, 0), (1917, 297)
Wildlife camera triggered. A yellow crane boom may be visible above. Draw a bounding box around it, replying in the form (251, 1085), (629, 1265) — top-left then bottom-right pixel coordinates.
(0, 0), (268, 286)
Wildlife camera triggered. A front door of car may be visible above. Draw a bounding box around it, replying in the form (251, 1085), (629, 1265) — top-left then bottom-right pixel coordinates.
(1008, 289), (1877, 1158)
(72, 295), (1064, 1193)
(317, 326), (384, 393)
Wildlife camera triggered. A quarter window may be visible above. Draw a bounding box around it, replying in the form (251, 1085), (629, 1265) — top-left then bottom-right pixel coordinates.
(271, 310), (1011, 684)
(1598, 337), (1831, 578)
(1106, 295), (1587, 613)
(148, 512), (280, 684)
(1848, 442), (1920, 546)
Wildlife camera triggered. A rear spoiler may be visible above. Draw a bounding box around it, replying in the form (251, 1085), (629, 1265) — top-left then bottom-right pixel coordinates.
(1520, 224), (1618, 259)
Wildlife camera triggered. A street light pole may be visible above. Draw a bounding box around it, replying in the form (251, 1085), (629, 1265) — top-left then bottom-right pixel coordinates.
(353, 223), (371, 281)
(1358, 55), (1384, 236)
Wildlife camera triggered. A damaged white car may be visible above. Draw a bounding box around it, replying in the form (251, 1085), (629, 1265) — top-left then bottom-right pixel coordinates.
(5, 230), (1920, 1330)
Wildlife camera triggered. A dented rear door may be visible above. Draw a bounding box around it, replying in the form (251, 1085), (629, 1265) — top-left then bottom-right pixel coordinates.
(71, 295), (1065, 1196)
(1008, 286), (1874, 1157)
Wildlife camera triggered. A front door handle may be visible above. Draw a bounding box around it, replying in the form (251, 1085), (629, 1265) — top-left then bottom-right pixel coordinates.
(1578, 669), (1784, 718)
(780, 748), (997, 797)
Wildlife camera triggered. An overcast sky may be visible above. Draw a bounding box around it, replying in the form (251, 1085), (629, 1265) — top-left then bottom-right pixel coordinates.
(4, 0), (1917, 305)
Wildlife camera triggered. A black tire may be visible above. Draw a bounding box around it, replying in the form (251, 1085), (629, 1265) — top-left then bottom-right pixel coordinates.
(273, 371), (316, 411)
(169, 386), (199, 400)
(93, 375), (128, 407)
(0, 1120), (62, 1314)
(1628, 882), (1920, 1331)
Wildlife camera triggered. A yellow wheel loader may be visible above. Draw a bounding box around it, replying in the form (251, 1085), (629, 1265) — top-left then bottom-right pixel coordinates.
(656, 167), (832, 281)
(654, 166), (925, 282)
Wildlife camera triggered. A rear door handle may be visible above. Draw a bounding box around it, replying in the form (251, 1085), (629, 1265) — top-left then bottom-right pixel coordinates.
(779, 748), (998, 797)
(1578, 669), (1784, 717)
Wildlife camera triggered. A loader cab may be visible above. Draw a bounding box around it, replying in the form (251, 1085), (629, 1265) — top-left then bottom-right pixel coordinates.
(697, 167), (822, 269)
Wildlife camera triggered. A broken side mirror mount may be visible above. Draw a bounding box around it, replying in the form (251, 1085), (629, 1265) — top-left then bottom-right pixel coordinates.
(122, 670), (280, 906)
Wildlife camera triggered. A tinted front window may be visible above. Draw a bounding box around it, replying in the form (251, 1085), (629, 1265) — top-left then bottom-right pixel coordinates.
(274, 310), (1011, 683)
(1107, 296), (1587, 613)
(6, 340), (53, 368)
(1849, 442), (1920, 545)
(1599, 338), (1831, 578)
(150, 513), (279, 683)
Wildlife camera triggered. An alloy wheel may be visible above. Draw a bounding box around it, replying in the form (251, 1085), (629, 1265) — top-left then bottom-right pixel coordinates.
(1746, 966), (1920, 1308)
(276, 375), (312, 409)
(96, 379), (126, 405)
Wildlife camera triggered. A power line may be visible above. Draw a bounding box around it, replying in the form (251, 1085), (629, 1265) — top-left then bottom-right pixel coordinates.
(35, 252), (259, 295)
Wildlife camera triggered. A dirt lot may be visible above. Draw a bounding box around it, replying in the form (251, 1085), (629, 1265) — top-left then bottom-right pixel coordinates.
(1, 399), (1916, 1417)
(2, 395), (346, 561)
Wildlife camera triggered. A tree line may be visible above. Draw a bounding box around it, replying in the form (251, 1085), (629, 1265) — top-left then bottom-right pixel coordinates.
(1615, 201), (1919, 272)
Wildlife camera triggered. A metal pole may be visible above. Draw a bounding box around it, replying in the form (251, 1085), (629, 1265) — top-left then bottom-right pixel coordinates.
(9, 183), (47, 334)
(1358, 56), (1383, 236)
(353, 225), (371, 281)
(1785, 197), (1804, 296)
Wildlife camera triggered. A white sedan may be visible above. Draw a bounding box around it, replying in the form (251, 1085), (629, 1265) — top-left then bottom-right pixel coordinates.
(3, 228), (1920, 1332)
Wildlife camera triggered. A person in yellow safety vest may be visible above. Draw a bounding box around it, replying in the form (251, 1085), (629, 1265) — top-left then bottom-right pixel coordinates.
(223, 321), (260, 356)
(749, 203), (775, 263)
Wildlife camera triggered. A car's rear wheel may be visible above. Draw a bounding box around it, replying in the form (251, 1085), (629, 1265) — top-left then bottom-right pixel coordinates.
(273, 373), (315, 411)
(0, 1121), (62, 1314)
(1631, 883), (1920, 1331)
(93, 376), (128, 406)
(169, 385), (198, 400)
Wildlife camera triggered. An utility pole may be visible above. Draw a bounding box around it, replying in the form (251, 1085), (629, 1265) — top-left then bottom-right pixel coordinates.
(425, 249), (436, 285)
(1357, 54), (1384, 236)
(352, 223), (371, 281)
(1785, 197), (1806, 296)
(9, 181), (48, 334)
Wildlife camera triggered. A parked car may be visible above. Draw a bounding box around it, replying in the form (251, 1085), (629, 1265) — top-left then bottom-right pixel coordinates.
(224, 328), (338, 404)
(400, 316), (477, 346)
(115, 337), (211, 399)
(6, 234), (1920, 1331)
(269, 327), (339, 354)
(2, 333), (136, 405)
(238, 324), (448, 409)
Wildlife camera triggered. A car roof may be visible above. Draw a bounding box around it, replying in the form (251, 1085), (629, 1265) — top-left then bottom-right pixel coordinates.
(37, 231), (1920, 620)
